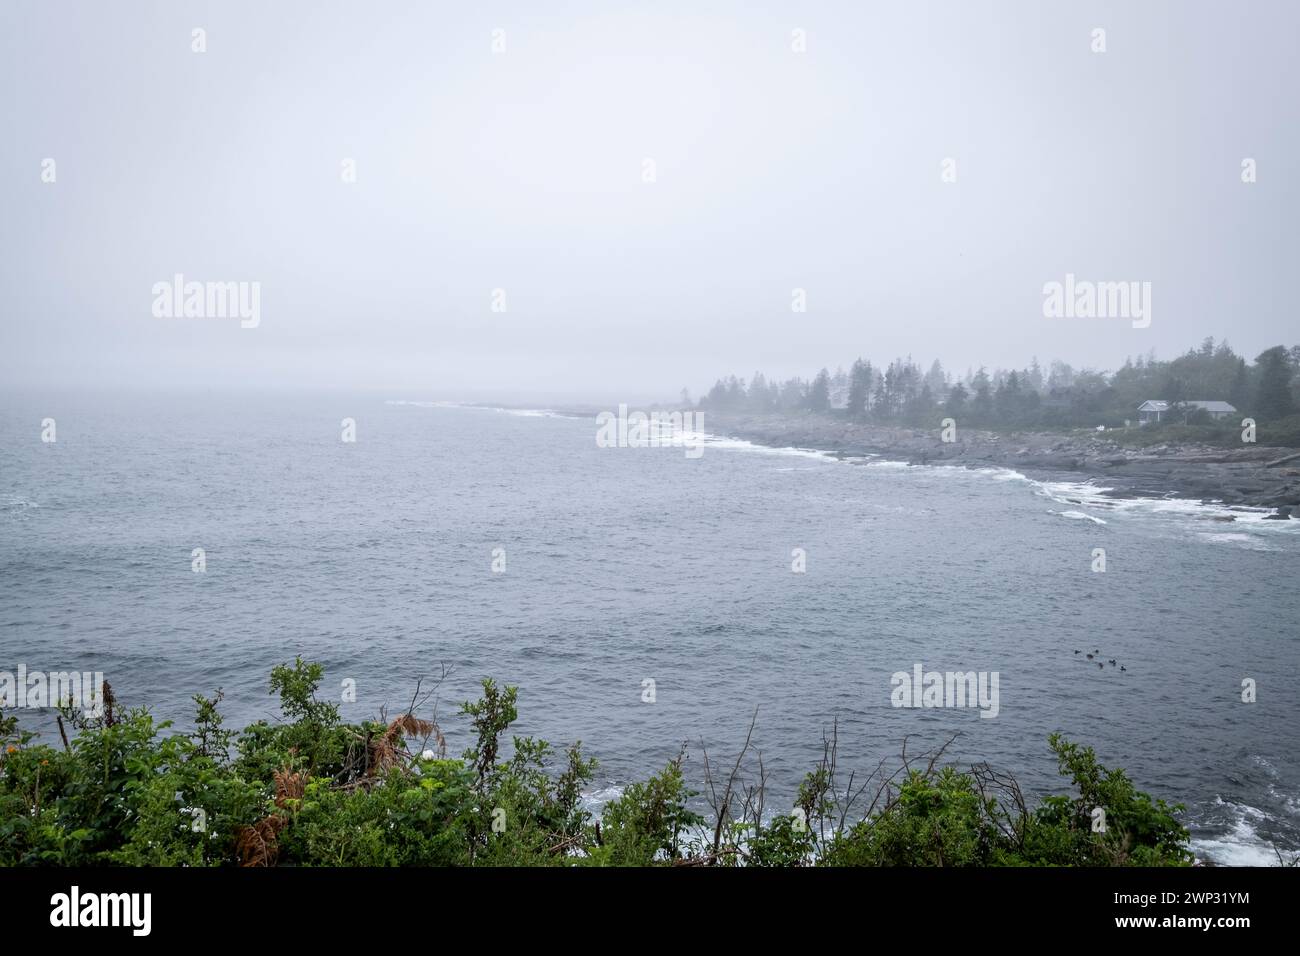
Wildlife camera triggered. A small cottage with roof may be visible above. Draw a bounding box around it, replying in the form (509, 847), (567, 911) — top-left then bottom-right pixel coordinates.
(1137, 399), (1237, 424)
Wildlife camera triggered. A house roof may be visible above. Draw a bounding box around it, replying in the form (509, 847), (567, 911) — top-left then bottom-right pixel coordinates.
(1137, 399), (1236, 412)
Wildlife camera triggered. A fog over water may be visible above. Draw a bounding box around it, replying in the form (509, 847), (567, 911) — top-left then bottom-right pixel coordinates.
(2, 1), (1298, 397)
(2, 395), (1299, 865)
(2, 2), (1298, 870)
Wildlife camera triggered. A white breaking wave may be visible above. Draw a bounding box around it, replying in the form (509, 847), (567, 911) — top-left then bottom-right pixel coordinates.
(916, 460), (1289, 536)
(1191, 798), (1294, 867)
(497, 408), (562, 418)
(392, 401), (835, 458)
(387, 400), (566, 419)
(410, 405), (1297, 536)
(677, 430), (841, 462)
(688, 435), (1293, 536)
(1048, 509), (1107, 524)
(580, 784), (626, 814)
(1196, 531), (1279, 551)
(984, 469), (1297, 537)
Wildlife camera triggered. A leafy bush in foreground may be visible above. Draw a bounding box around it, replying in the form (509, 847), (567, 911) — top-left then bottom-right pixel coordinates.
(0, 661), (1192, 867)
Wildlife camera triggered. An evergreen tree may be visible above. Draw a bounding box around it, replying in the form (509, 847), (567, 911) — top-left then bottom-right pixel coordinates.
(808, 368), (831, 413)
(910, 383), (937, 424)
(995, 371), (1023, 424)
(847, 358), (871, 420)
(971, 367), (993, 424)
(1047, 361), (1075, 390)
(1025, 357), (1044, 393)
(725, 375), (746, 409)
(1255, 346), (1296, 420)
(1229, 359), (1250, 410)
(946, 382), (968, 418)
(779, 378), (806, 410)
(704, 379), (727, 409)
(924, 359), (948, 397)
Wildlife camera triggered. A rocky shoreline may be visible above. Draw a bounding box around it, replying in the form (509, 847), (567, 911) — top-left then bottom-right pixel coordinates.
(703, 412), (1300, 518)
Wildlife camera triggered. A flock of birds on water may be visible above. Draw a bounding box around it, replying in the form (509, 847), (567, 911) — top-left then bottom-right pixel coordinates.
(1075, 648), (1126, 671)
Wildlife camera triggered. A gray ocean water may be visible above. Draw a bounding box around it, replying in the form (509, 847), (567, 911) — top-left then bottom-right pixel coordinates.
(2, 390), (1298, 864)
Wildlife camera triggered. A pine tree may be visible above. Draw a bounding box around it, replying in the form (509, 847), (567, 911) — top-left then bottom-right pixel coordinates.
(808, 368), (831, 413)
(1254, 346), (1296, 421)
(946, 382), (968, 418)
(971, 367), (993, 424)
(847, 358), (871, 420)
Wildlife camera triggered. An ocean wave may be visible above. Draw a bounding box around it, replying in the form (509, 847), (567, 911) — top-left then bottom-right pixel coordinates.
(498, 408), (562, 419)
(387, 400), (567, 419)
(685, 432), (839, 461)
(1191, 798), (1294, 867)
(1196, 531), (1278, 551)
(421, 405), (1297, 536)
(0, 494), (40, 515)
(580, 784), (626, 813)
(690, 434), (1294, 534)
(941, 465), (1284, 535)
(983, 469), (1297, 536)
(1048, 509), (1107, 524)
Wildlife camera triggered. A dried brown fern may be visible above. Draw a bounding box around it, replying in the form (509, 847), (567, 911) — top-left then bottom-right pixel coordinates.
(235, 766), (303, 866)
(273, 767), (305, 808)
(236, 814), (287, 867)
(367, 713), (439, 776)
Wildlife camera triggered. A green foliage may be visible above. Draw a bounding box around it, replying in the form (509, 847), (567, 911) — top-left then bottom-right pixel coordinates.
(822, 734), (1192, 867)
(1255, 346), (1297, 421)
(746, 813), (817, 867)
(459, 678), (517, 785)
(0, 664), (1196, 867)
(825, 767), (993, 866)
(241, 658), (351, 779)
(1020, 734), (1192, 866)
(0, 707), (169, 865)
(283, 762), (475, 866)
(473, 738), (598, 865)
(191, 689), (234, 760)
(590, 754), (704, 866)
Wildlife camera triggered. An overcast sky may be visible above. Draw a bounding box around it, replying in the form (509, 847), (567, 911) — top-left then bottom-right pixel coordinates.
(1, 0), (1296, 403)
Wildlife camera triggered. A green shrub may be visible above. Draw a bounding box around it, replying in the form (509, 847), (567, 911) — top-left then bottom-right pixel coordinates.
(590, 754), (704, 866)
(0, 664), (1197, 867)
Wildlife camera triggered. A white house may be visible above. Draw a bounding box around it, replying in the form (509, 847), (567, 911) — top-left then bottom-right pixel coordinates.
(1137, 399), (1236, 424)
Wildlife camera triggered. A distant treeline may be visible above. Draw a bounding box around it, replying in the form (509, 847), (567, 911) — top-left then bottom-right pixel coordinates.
(698, 339), (1300, 429)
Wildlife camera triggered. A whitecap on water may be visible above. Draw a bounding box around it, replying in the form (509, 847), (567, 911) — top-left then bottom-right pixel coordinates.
(1196, 531), (1278, 551)
(0, 494), (39, 514)
(1191, 798), (1294, 867)
(1047, 509), (1107, 525)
